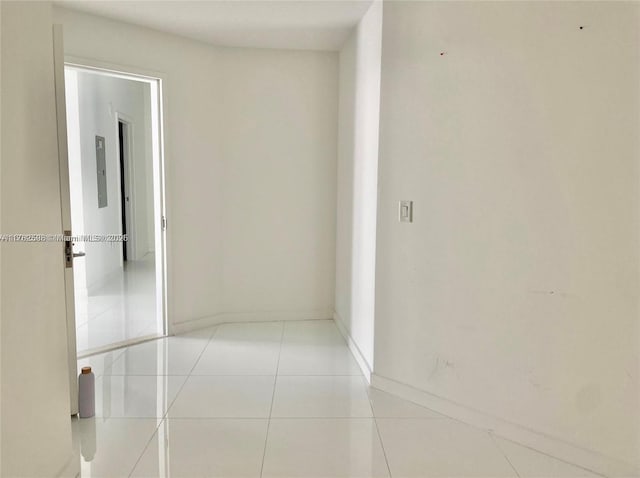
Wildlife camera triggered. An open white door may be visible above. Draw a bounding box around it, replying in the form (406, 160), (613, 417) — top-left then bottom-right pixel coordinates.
(53, 24), (79, 416)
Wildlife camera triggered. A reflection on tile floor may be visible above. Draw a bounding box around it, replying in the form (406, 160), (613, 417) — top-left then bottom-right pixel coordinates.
(75, 255), (159, 354)
(62, 320), (603, 477)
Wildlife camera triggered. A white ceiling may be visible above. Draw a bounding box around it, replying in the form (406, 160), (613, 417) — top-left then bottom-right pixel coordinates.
(55, 0), (374, 51)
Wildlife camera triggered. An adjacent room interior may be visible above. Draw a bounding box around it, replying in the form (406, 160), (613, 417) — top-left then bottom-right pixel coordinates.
(65, 66), (165, 354)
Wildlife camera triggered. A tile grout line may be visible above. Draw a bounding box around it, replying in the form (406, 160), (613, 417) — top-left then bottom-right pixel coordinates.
(490, 433), (609, 478)
(363, 375), (394, 478)
(126, 326), (219, 477)
(110, 415), (448, 420)
(373, 416), (394, 478)
(260, 321), (285, 478)
(371, 410), (394, 476)
(167, 325), (221, 417)
(127, 418), (166, 478)
(90, 347), (127, 378)
(489, 431), (521, 478)
(76, 301), (158, 355)
(185, 326), (221, 376)
(369, 377), (605, 477)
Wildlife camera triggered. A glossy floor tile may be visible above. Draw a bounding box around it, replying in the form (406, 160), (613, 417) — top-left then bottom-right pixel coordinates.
(68, 319), (604, 477)
(214, 321), (283, 344)
(167, 375), (275, 418)
(95, 375), (186, 418)
(272, 376), (373, 418)
(367, 388), (445, 418)
(278, 343), (362, 375)
(131, 419), (268, 477)
(108, 336), (210, 376)
(376, 418), (517, 477)
(281, 319), (346, 346)
(262, 419), (390, 478)
(61, 418), (160, 478)
(193, 342), (281, 375)
(493, 436), (602, 477)
(75, 255), (159, 354)
(76, 349), (124, 377)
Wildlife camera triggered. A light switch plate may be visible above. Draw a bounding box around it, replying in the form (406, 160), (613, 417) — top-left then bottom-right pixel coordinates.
(399, 200), (413, 222)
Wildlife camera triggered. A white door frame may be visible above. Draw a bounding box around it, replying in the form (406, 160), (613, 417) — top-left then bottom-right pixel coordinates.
(55, 43), (170, 414)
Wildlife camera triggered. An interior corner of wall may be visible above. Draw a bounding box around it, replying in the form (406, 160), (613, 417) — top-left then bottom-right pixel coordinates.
(333, 310), (373, 383)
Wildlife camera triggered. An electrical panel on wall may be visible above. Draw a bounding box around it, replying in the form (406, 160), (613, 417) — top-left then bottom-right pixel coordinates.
(96, 135), (107, 208)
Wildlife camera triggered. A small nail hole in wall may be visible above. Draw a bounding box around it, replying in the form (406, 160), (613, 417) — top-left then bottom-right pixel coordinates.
(440, 52), (445, 56)
(579, 26), (584, 30)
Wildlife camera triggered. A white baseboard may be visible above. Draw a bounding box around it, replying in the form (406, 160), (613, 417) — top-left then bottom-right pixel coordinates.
(171, 308), (333, 335)
(333, 311), (373, 384)
(371, 374), (639, 478)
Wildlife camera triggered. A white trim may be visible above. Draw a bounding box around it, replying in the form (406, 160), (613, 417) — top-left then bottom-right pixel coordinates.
(76, 333), (163, 359)
(332, 311), (372, 384)
(371, 373), (639, 478)
(64, 55), (165, 85)
(171, 309), (333, 335)
(64, 58), (169, 340)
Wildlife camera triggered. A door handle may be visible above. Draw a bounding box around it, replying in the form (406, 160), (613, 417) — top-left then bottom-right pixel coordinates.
(64, 230), (73, 268)
(64, 230), (86, 267)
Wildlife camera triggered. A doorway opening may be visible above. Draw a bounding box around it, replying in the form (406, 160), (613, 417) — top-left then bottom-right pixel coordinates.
(118, 119), (130, 262)
(64, 63), (167, 356)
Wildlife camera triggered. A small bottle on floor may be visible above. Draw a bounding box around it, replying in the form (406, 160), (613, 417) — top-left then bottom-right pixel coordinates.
(78, 366), (95, 418)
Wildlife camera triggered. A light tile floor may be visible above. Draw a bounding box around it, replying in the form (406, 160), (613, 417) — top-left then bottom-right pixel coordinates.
(75, 255), (159, 354)
(63, 320), (603, 478)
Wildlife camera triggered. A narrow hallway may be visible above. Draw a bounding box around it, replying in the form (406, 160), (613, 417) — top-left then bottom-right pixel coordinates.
(65, 320), (598, 477)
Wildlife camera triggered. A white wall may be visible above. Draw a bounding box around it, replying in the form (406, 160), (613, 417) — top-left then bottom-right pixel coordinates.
(334, 1), (382, 376)
(0, 2), (3, 469)
(218, 47), (337, 319)
(68, 70), (153, 290)
(1, 2), (72, 475)
(374, 1), (639, 473)
(54, 7), (338, 328)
